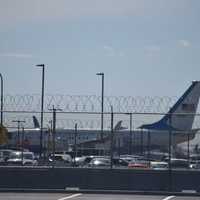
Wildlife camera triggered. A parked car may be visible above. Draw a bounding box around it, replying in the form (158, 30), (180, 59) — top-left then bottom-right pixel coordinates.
(48, 153), (72, 166)
(150, 161), (168, 170)
(88, 157), (111, 168)
(120, 155), (145, 163)
(112, 158), (129, 167)
(189, 160), (200, 169)
(74, 156), (107, 167)
(0, 149), (13, 162)
(164, 158), (189, 169)
(128, 160), (150, 169)
(0, 151), (4, 165)
(74, 156), (94, 167)
(7, 151), (37, 166)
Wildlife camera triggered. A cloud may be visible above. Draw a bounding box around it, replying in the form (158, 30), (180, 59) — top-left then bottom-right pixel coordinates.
(178, 40), (191, 48)
(0, 53), (33, 58)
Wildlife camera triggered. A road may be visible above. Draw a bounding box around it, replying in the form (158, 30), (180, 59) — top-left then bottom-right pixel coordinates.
(0, 193), (199, 200)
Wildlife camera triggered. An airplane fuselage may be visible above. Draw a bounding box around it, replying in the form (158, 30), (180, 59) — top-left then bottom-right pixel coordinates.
(7, 128), (196, 153)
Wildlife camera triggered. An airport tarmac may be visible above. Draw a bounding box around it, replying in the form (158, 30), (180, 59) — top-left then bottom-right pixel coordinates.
(0, 193), (199, 200)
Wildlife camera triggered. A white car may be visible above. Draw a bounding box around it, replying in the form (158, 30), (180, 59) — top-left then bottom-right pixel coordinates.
(7, 151), (38, 166)
(150, 161), (168, 170)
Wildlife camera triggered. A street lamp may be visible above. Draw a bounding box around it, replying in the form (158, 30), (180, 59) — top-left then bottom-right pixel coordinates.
(96, 72), (104, 140)
(21, 126), (25, 166)
(187, 131), (190, 169)
(110, 105), (114, 169)
(49, 105), (62, 167)
(74, 123), (78, 166)
(12, 120), (25, 148)
(168, 110), (172, 191)
(36, 64), (45, 157)
(0, 73), (3, 126)
(125, 113), (133, 155)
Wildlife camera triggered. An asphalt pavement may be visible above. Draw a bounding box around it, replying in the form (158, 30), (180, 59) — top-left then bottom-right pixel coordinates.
(0, 193), (199, 200)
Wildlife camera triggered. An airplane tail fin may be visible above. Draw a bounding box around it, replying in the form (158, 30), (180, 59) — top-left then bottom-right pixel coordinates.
(114, 120), (127, 131)
(140, 81), (200, 131)
(33, 116), (40, 129)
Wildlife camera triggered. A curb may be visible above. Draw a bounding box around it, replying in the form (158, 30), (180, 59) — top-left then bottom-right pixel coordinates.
(0, 188), (199, 196)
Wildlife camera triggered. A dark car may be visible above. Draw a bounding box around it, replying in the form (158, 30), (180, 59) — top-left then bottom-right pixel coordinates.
(48, 153), (72, 166)
(112, 158), (129, 167)
(0, 149), (13, 162)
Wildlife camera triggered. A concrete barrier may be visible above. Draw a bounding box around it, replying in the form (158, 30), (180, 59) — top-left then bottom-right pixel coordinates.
(0, 167), (199, 192)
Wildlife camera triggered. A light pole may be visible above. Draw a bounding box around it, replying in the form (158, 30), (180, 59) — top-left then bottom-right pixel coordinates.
(36, 64), (45, 157)
(110, 105), (114, 169)
(125, 113), (133, 155)
(74, 123), (78, 166)
(12, 120), (25, 148)
(168, 110), (172, 191)
(49, 106), (62, 167)
(21, 126), (25, 166)
(0, 73), (3, 126)
(96, 72), (104, 140)
(47, 120), (52, 156)
(147, 130), (151, 164)
(140, 129), (144, 155)
(187, 131), (190, 169)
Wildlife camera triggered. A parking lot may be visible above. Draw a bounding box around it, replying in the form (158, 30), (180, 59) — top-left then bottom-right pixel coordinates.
(1, 148), (200, 170)
(0, 193), (199, 200)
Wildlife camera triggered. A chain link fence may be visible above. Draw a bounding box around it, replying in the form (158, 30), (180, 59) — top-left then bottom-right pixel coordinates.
(1, 94), (200, 169)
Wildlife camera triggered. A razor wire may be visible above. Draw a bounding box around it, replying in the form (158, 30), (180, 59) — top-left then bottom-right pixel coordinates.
(3, 94), (200, 129)
(4, 94), (179, 113)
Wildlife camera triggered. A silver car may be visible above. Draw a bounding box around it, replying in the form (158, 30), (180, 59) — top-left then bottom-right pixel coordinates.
(7, 151), (38, 166)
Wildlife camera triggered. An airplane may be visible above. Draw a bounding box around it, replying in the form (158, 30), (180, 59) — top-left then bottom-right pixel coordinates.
(6, 81), (200, 154)
(74, 81), (200, 153)
(7, 116), (127, 153)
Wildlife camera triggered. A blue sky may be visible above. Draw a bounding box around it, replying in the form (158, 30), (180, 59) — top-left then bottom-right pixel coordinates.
(0, 0), (200, 97)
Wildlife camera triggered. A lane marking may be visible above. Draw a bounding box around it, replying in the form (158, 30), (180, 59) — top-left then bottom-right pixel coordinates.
(162, 196), (175, 200)
(58, 193), (82, 200)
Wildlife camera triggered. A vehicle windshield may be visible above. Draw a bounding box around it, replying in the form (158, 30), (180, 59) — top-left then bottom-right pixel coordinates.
(23, 154), (33, 160)
(10, 152), (33, 160)
(91, 158), (110, 164)
(10, 152), (22, 159)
